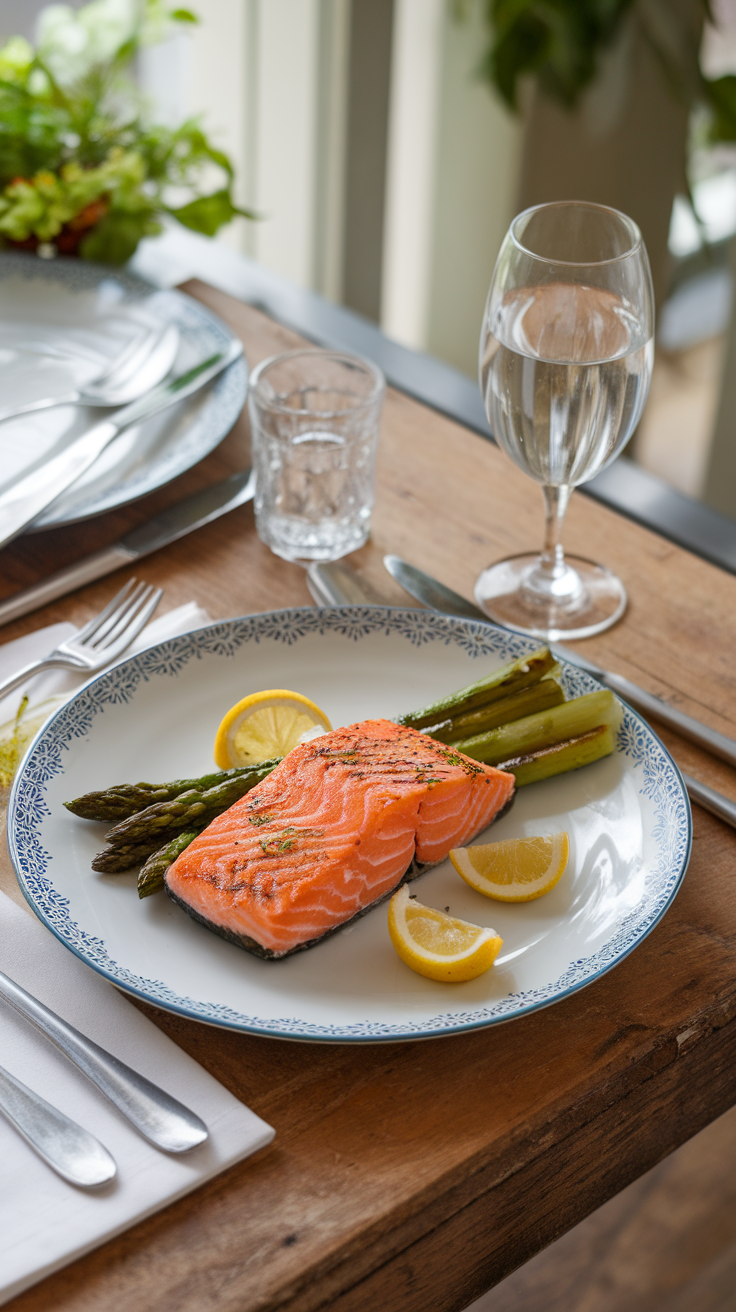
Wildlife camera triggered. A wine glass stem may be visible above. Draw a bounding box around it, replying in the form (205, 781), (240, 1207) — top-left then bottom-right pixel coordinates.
(540, 484), (570, 578)
(521, 484), (583, 605)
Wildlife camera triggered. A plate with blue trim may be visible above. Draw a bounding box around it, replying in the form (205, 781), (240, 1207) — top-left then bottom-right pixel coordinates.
(7, 608), (692, 1043)
(0, 252), (247, 526)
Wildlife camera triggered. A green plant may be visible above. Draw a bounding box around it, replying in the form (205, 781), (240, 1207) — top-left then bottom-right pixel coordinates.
(468, 0), (736, 147)
(0, 0), (254, 263)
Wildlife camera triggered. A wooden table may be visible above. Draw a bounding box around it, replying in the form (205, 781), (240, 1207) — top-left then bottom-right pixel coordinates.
(3, 283), (736, 1312)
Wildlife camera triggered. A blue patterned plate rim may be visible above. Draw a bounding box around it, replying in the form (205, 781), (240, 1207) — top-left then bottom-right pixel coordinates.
(7, 607), (692, 1043)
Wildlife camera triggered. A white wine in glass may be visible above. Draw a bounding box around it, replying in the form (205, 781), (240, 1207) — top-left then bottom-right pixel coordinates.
(476, 201), (654, 640)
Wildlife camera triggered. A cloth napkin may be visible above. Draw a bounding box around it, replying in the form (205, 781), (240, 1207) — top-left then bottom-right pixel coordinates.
(0, 890), (274, 1305)
(0, 599), (212, 729)
(0, 601), (212, 854)
(0, 604), (275, 1302)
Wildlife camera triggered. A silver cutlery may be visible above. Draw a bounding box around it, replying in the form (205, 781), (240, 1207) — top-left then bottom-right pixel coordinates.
(381, 555), (736, 772)
(0, 970), (208, 1153)
(0, 468), (255, 628)
(307, 559), (736, 832)
(306, 559), (385, 606)
(678, 774), (736, 829)
(0, 577), (162, 702)
(0, 324), (180, 423)
(0, 1060), (116, 1187)
(0, 337), (243, 552)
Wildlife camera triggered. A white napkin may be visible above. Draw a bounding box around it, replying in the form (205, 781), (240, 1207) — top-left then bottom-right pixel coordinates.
(0, 890), (274, 1305)
(0, 600), (212, 728)
(0, 602), (213, 821)
(0, 603), (275, 1302)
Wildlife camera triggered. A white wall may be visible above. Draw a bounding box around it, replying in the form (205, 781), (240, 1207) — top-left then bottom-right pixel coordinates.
(246, 0), (320, 281)
(139, 0), (349, 293)
(380, 0), (444, 349)
(0, 2), (48, 39)
(424, 3), (523, 376)
(138, 1), (249, 253)
(379, 1), (523, 372)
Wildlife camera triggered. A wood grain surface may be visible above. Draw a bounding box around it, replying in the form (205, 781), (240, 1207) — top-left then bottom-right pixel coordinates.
(470, 1100), (736, 1311)
(2, 281), (736, 1312)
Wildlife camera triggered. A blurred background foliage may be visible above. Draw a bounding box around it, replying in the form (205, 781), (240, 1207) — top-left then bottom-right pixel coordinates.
(0, 0), (254, 263)
(472, 0), (736, 151)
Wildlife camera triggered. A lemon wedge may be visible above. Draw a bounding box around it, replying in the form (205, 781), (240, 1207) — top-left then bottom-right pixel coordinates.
(213, 689), (332, 768)
(450, 832), (569, 902)
(388, 885), (503, 982)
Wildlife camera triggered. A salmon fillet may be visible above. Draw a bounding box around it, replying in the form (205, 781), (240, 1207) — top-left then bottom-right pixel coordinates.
(165, 718), (515, 958)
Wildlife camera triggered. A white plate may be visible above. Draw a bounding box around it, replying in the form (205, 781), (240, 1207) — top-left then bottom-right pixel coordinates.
(8, 608), (691, 1043)
(0, 252), (247, 527)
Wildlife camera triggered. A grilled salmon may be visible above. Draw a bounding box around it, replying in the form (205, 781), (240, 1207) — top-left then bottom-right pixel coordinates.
(165, 718), (515, 958)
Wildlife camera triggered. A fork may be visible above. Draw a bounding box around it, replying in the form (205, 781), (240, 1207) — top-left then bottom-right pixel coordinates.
(0, 324), (180, 424)
(0, 578), (162, 702)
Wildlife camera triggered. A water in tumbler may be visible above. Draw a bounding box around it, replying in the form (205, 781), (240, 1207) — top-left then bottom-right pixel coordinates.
(254, 428), (376, 561)
(480, 283), (653, 487)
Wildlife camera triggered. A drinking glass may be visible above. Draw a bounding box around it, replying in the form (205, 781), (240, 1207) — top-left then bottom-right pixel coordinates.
(476, 201), (654, 639)
(248, 349), (385, 562)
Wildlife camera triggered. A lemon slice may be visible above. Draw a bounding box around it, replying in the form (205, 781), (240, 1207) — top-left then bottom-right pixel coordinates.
(213, 689), (332, 768)
(450, 832), (569, 902)
(388, 885), (503, 982)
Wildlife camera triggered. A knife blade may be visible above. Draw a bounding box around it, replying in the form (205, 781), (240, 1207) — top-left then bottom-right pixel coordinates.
(382, 557), (488, 622)
(310, 559), (736, 831)
(382, 553), (736, 772)
(0, 468), (254, 628)
(0, 338), (244, 553)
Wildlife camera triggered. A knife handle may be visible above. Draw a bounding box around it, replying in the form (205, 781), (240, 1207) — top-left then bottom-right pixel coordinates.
(682, 772), (736, 829)
(602, 671), (736, 771)
(307, 562), (385, 606)
(0, 545), (137, 628)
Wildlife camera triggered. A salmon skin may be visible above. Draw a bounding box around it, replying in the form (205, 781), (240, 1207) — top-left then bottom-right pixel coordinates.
(165, 718), (515, 959)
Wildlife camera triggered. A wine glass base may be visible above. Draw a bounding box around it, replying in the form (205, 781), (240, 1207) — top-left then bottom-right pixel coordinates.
(474, 553), (627, 641)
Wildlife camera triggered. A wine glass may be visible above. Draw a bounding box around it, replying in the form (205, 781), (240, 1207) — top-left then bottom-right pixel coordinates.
(475, 200), (654, 640)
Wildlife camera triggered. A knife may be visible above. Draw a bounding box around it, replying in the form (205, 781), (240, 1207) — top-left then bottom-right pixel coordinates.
(382, 554), (736, 773)
(0, 468), (254, 628)
(0, 338), (244, 553)
(308, 559), (736, 832)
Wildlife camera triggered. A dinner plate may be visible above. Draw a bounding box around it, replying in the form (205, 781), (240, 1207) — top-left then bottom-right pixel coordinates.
(0, 252), (247, 527)
(8, 608), (691, 1043)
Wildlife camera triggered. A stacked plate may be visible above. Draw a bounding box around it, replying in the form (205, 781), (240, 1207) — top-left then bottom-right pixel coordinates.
(0, 252), (247, 528)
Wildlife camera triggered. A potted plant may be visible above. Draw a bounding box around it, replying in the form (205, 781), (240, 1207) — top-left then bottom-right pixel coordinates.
(0, 0), (253, 263)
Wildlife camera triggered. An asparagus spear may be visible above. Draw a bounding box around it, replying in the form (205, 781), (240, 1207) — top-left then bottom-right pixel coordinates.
(105, 760), (279, 844)
(64, 765), (265, 823)
(497, 725), (615, 786)
(138, 829), (201, 899)
(423, 676), (565, 743)
(396, 646), (557, 730)
(91, 828), (186, 873)
(454, 689), (622, 765)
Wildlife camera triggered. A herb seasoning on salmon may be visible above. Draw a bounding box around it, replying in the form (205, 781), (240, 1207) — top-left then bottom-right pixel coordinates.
(165, 719), (515, 958)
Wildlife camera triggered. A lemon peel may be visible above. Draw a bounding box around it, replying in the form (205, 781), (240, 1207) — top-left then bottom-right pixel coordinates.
(450, 832), (569, 902)
(213, 690), (331, 768)
(388, 885), (503, 982)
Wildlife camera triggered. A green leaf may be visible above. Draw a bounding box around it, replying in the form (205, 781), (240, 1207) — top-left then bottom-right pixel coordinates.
(167, 188), (251, 235)
(79, 210), (159, 264)
(0, 2), (254, 243)
(704, 75), (736, 143)
(468, 0), (635, 112)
